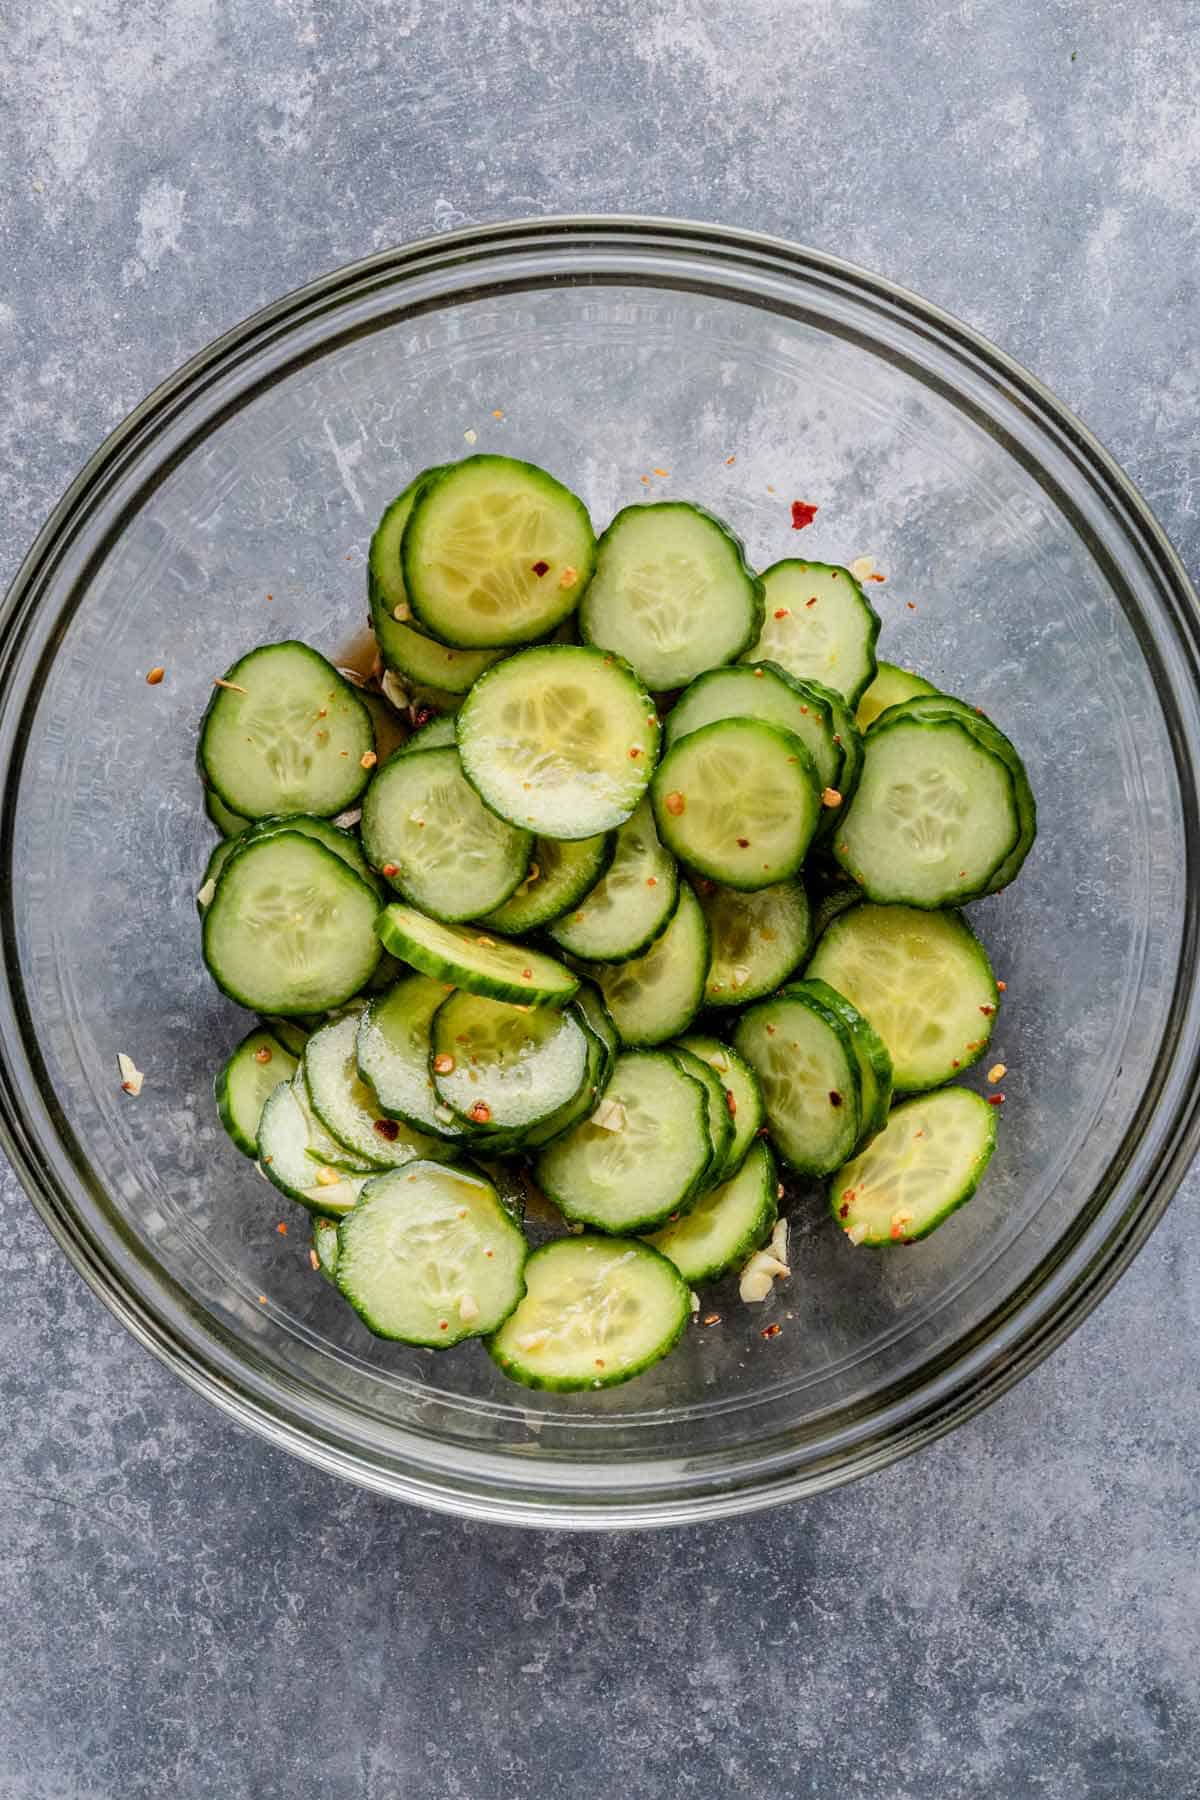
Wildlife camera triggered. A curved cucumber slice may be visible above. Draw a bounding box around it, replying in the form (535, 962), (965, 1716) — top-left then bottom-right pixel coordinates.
(548, 798), (678, 964)
(593, 881), (709, 1047)
(572, 981), (619, 1081)
(646, 1141), (778, 1283)
(311, 1216), (341, 1283)
(665, 661), (841, 793)
(430, 991), (590, 1132)
(457, 646), (659, 840)
(304, 1014), (445, 1169)
(535, 1048), (712, 1232)
(801, 976), (893, 1154)
(669, 1045), (734, 1186)
(744, 561), (880, 707)
(832, 1086), (997, 1245)
(257, 1077), (368, 1215)
(518, 1000), (612, 1151)
(240, 812), (381, 896)
(198, 835), (240, 912)
(696, 876), (811, 1007)
(856, 661), (939, 731)
(259, 1017), (313, 1058)
(734, 981), (864, 1176)
(202, 832), (381, 1015)
(486, 1236), (690, 1392)
(356, 974), (465, 1140)
(376, 904), (579, 1007)
(403, 455), (596, 649)
(581, 501), (764, 691)
(361, 744), (532, 923)
(652, 718), (821, 890)
(833, 714), (1020, 907)
(805, 902), (998, 1090)
(677, 1034), (765, 1177)
(199, 641), (375, 819)
(205, 785), (250, 836)
(479, 831), (615, 934)
(336, 1163), (527, 1346)
(215, 1028), (299, 1158)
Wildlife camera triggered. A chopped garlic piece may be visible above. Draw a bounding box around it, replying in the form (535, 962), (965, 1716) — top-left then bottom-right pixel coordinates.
(738, 1234), (791, 1304)
(690, 1290), (700, 1314)
(849, 555), (879, 581)
(332, 807), (362, 830)
(846, 1221), (869, 1246)
(463, 427), (478, 444)
(591, 1096), (627, 1132)
(117, 1053), (144, 1096)
(196, 878), (216, 908)
(770, 1218), (789, 1265)
(380, 669), (408, 712)
(729, 965), (752, 992)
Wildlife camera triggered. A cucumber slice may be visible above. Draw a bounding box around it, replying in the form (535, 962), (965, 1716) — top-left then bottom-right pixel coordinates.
(695, 876), (811, 1007)
(199, 641), (375, 819)
(336, 1163), (527, 1346)
(548, 798), (678, 964)
(677, 1033), (765, 1177)
(356, 974), (465, 1140)
(805, 902), (998, 1090)
(257, 1077), (368, 1215)
(646, 1140), (778, 1283)
(259, 1017), (312, 1058)
(456, 646), (659, 840)
(669, 1044), (734, 1185)
(240, 812), (381, 896)
(651, 718), (821, 890)
(369, 471), (510, 692)
(801, 976), (893, 1153)
(744, 561), (880, 707)
(486, 1237), (690, 1392)
(303, 1014), (445, 1169)
(593, 881), (709, 1047)
(205, 786), (250, 836)
(833, 713), (1020, 907)
(360, 744), (532, 922)
(809, 875), (862, 941)
(534, 1048), (712, 1232)
(734, 981), (864, 1176)
(403, 455), (596, 649)
(430, 991), (590, 1132)
(478, 831), (615, 934)
(376, 904), (579, 1007)
(311, 1217), (340, 1283)
(215, 1028), (299, 1158)
(832, 1087), (997, 1244)
(803, 676), (864, 830)
(856, 661), (939, 731)
(664, 661), (841, 793)
(203, 832), (381, 1014)
(572, 981), (619, 1080)
(519, 1004), (612, 1151)
(400, 714), (458, 754)
(580, 501), (764, 690)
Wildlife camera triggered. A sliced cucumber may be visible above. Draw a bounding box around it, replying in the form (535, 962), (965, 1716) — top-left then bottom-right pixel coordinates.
(430, 991), (590, 1132)
(695, 876), (811, 1007)
(520, 1003), (612, 1151)
(669, 1044), (735, 1185)
(572, 981), (619, 1080)
(548, 797), (678, 964)
(360, 744), (532, 923)
(593, 881), (709, 1047)
(734, 981), (863, 1176)
(456, 645), (659, 839)
(801, 976), (893, 1153)
(677, 1033), (765, 1177)
(356, 974), (465, 1139)
(199, 641), (375, 819)
(744, 561), (880, 706)
(202, 832), (381, 1014)
(303, 1013), (445, 1169)
(856, 661), (939, 731)
(403, 455), (595, 649)
(833, 713), (1020, 907)
(535, 1048), (712, 1232)
(832, 1087), (997, 1244)
(487, 1236), (690, 1391)
(400, 713), (459, 754)
(376, 904), (579, 1007)
(805, 902), (998, 1090)
(478, 831), (615, 935)
(205, 786), (250, 836)
(808, 875), (862, 941)
(257, 1077), (368, 1215)
(646, 1140), (778, 1283)
(651, 718), (821, 890)
(804, 675), (864, 828)
(664, 661), (841, 793)
(580, 501), (764, 690)
(259, 1017), (312, 1058)
(311, 1216), (341, 1283)
(240, 812), (381, 896)
(369, 471), (510, 692)
(215, 1028), (299, 1158)
(336, 1163), (527, 1346)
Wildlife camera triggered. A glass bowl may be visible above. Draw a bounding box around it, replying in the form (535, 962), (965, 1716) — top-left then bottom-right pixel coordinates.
(3, 217), (1199, 1529)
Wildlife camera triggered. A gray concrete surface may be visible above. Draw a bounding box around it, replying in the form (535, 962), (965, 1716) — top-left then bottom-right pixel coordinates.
(1, 2), (1198, 1795)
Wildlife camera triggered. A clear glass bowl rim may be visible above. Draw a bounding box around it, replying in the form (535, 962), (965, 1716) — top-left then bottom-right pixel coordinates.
(3, 214), (1200, 1530)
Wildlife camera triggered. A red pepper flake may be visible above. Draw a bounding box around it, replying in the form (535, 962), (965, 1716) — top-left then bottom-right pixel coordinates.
(805, 596), (818, 608)
(980, 1004), (995, 1016)
(646, 875), (658, 887)
(736, 836), (750, 848)
(757, 1125), (770, 1138)
(492, 409), (504, 420)
(988, 1093), (1005, 1106)
(531, 560), (550, 577)
(628, 746), (642, 759)
(773, 607), (790, 620)
(838, 1201), (850, 1218)
(906, 601), (917, 611)
(761, 1322), (782, 1339)
(266, 593), (273, 602)
(952, 1059), (961, 1068)
(765, 1023), (776, 1036)
(382, 862), (399, 878)
(469, 1101), (492, 1124)
(257, 1294), (268, 1305)
(703, 1312), (721, 1325)
(373, 1118), (400, 1142)
(997, 979), (1007, 992)
(145, 666), (165, 685)
(725, 1088), (737, 1118)
(867, 572), (886, 583)
(433, 1054), (455, 1075)
(594, 1358), (605, 1368)
(652, 467), (669, 478)
(790, 500), (819, 530)
(275, 1221), (288, 1235)
(829, 1091), (843, 1107)
(439, 1319), (449, 1331)
(665, 791), (685, 816)
(253, 1045), (273, 1065)
(639, 474), (651, 485)
(520, 968), (532, 981)
(725, 455), (736, 466)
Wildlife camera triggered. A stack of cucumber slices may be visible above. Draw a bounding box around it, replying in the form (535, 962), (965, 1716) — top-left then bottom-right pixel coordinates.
(200, 454), (1035, 1393)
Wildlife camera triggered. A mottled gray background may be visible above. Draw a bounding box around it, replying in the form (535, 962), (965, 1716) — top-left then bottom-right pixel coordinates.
(2, 3), (1198, 1796)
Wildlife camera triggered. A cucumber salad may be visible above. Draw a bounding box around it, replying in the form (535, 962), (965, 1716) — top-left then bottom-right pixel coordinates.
(199, 454), (1034, 1392)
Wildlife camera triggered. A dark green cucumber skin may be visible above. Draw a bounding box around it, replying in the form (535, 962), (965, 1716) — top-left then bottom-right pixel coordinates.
(668, 1045), (735, 1186)
(801, 976), (894, 1152)
(374, 906), (580, 1008)
(829, 1089), (997, 1244)
(755, 559), (881, 708)
(549, 849), (680, 966)
(214, 1028), (297, 1158)
(478, 832), (617, 935)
